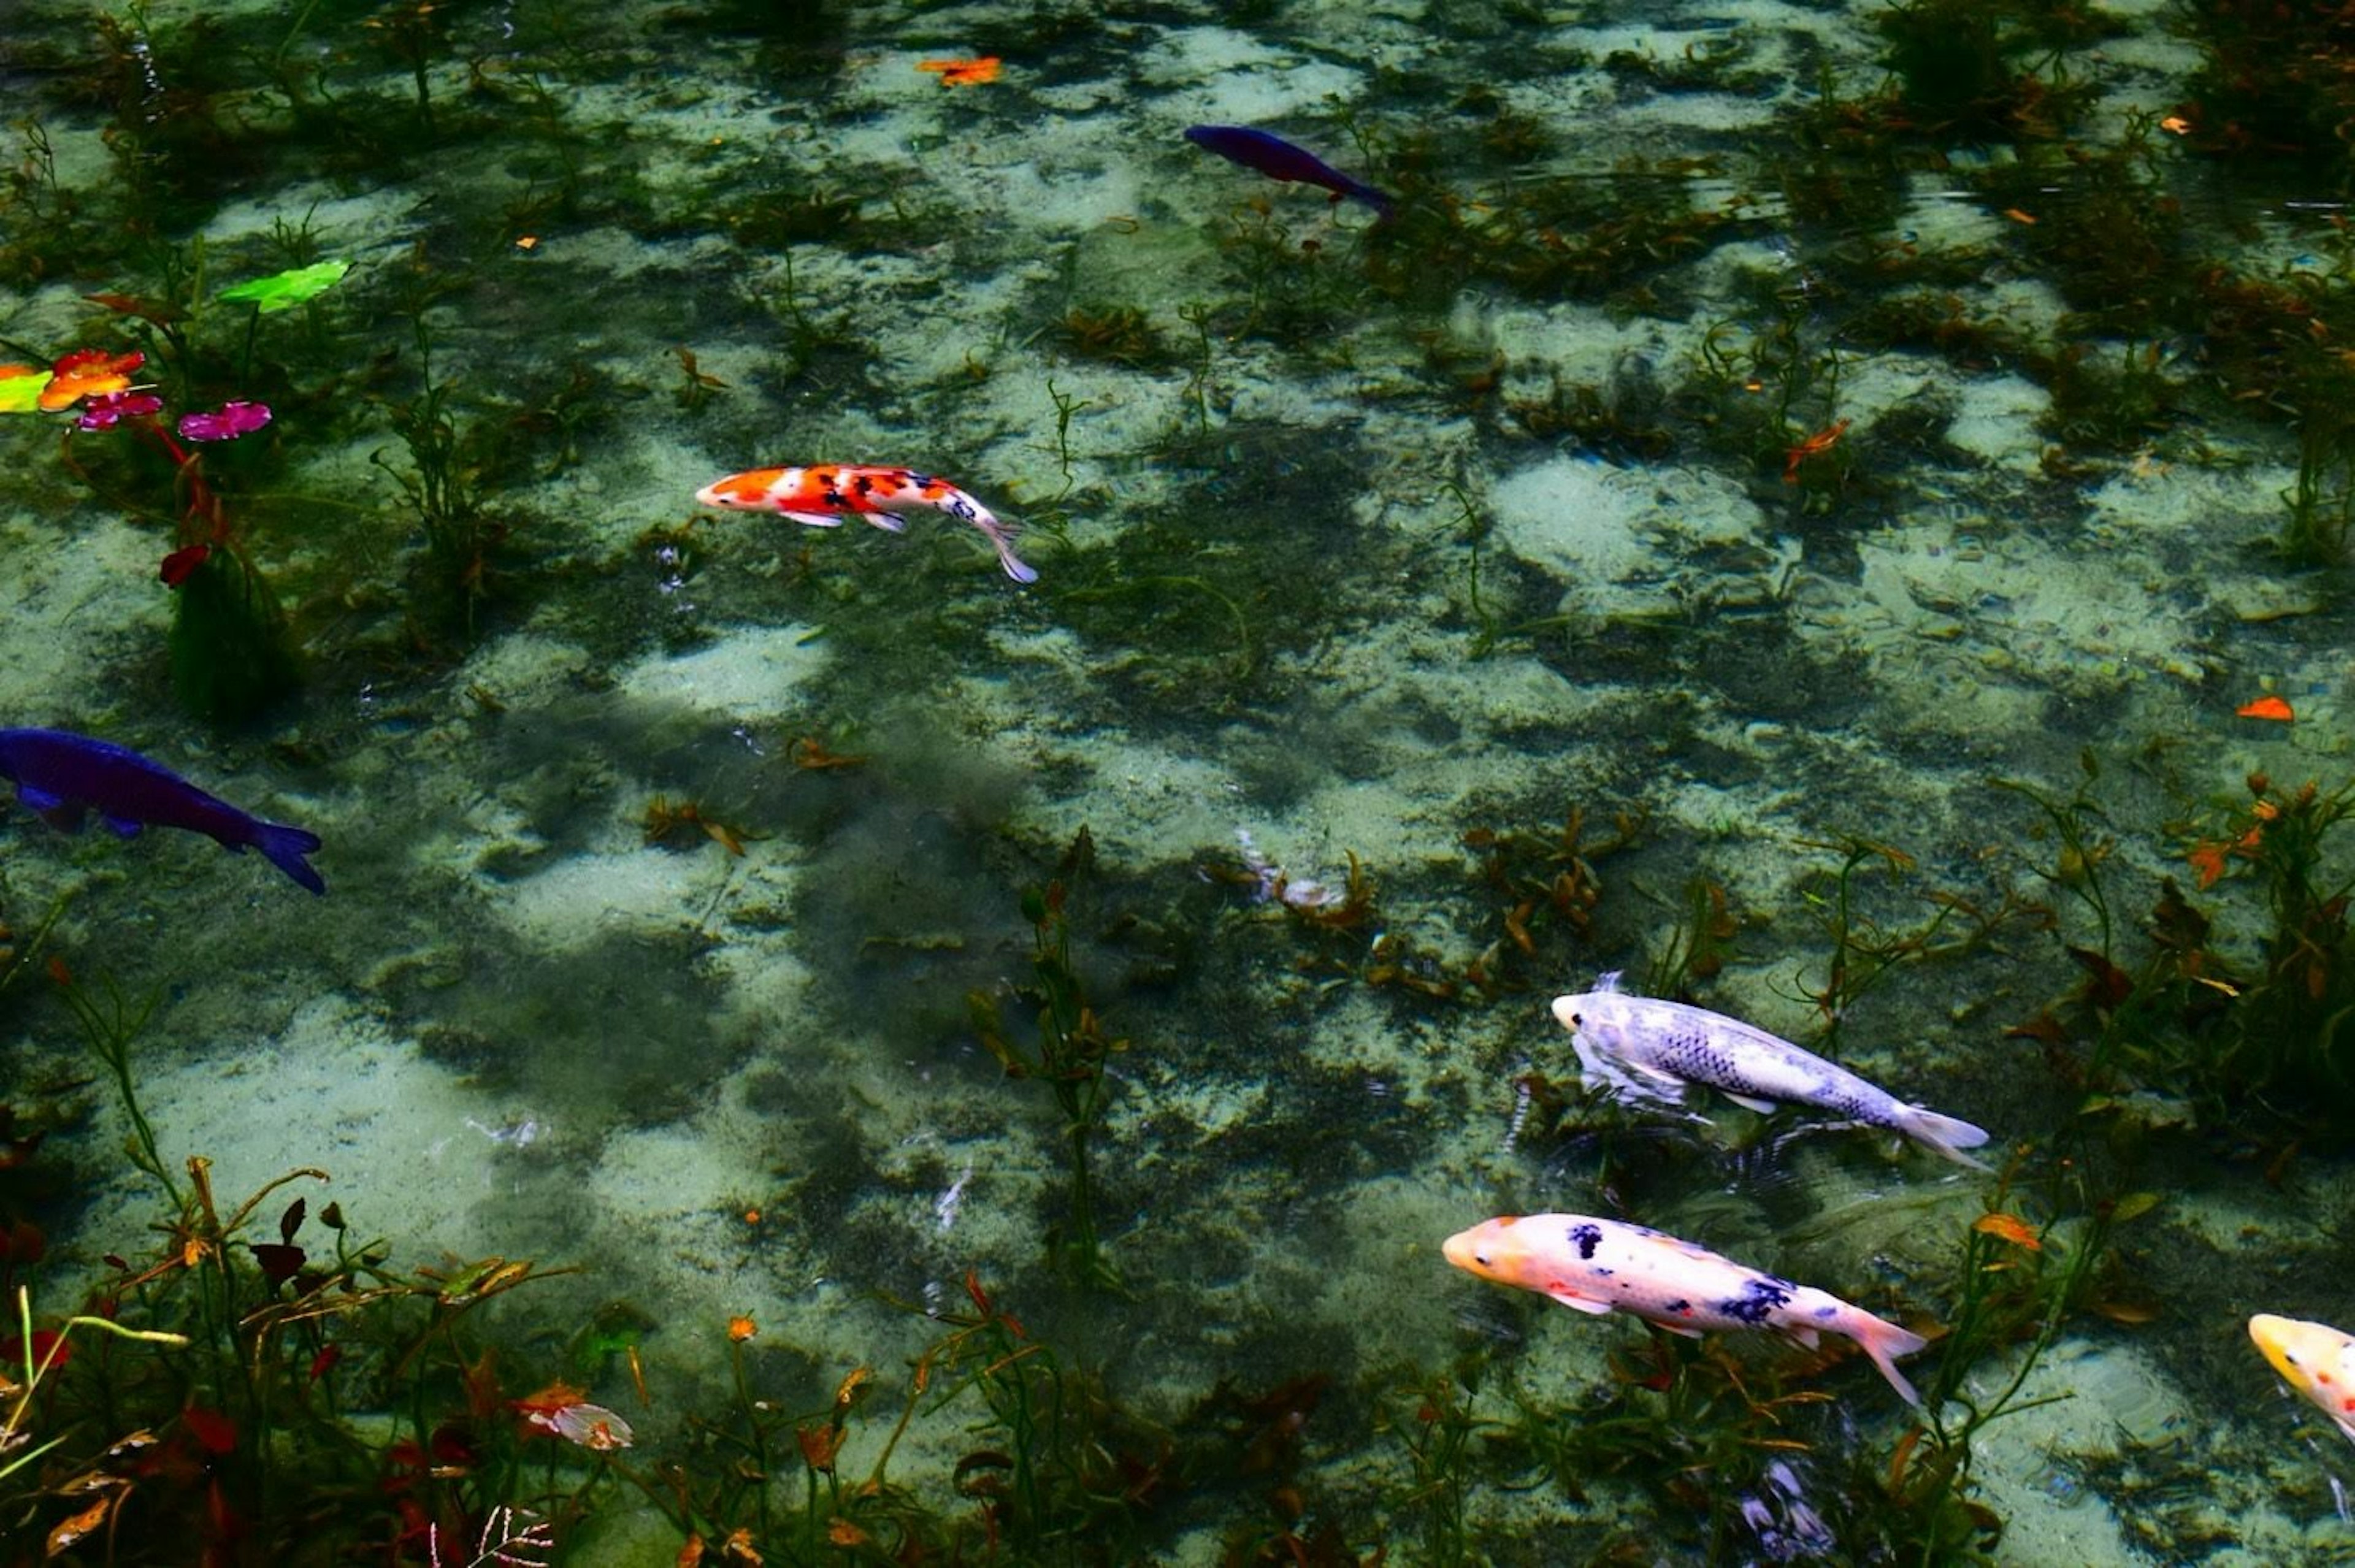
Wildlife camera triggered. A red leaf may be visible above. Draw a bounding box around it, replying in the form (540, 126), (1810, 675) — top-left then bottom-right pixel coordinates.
(249, 1242), (305, 1285)
(308, 1344), (342, 1383)
(2236, 695), (2294, 722)
(183, 1405), (237, 1455)
(3, 1329), (69, 1369)
(2066, 945), (2134, 1007)
(160, 543), (212, 587)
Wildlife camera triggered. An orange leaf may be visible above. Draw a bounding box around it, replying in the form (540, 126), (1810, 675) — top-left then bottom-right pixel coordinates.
(2236, 695), (2294, 721)
(48, 1496), (112, 1555)
(38, 348), (145, 411)
(917, 56), (1000, 86)
(1972, 1212), (2043, 1250)
(2186, 843), (2226, 890)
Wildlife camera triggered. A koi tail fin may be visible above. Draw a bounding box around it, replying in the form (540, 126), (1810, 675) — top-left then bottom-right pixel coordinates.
(1895, 1106), (1993, 1171)
(252, 820), (326, 895)
(977, 516), (1039, 584)
(1845, 1309), (1929, 1406)
(995, 543), (1040, 584)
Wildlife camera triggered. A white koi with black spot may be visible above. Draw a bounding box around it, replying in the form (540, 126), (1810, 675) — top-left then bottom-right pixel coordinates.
(1444, 1212), (1928, 1403)
(1552, 972), (1991, 1169)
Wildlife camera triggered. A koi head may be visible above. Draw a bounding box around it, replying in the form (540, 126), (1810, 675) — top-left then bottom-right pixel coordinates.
(1550, 980), (1640, 1061)
(2251, 1314), (2355, 1415)
(1442, 1217), (1533, 1288)
(694, 468), (791, 509)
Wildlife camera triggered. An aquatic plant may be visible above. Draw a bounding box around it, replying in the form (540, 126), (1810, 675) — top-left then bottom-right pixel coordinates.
(967, 832), (1126, 1290)
(1461, 798), (1645, 982)
(375, 345), (511, 635)
(2173, 0), (2355, 159)
(1053, 302), (1168, 367)
(2281, 406), (2355, 568)
(0, 119), (89, 289)
(1852, 1174), (2156, 1566)
(1792, 832), (2051, 1053)
(642, 794), (760, 856)
(1870, 0), (2102, 143)
(1380, 1366), (1490, 1566)
(7, 329), (303, 724)
(672, 346), (729, 413)
(2185, 772), (2355, 1111)
(1479, 1320), (1841, 1559)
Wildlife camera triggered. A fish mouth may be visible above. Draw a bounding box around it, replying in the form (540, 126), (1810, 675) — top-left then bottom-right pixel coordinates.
(2249, 1312), (2310, 1377)
(1439, 1227), (1484, 1273)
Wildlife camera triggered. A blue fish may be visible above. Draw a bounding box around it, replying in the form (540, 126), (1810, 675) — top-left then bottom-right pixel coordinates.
(1182, 124), (1395, 217)
(0, 728), (324, 894)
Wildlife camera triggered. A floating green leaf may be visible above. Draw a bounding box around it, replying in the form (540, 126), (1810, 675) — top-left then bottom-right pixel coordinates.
(0, 365), (47, 415)
(218, 259), (351, 313)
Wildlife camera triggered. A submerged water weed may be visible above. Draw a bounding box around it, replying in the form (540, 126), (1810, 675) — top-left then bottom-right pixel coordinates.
(0, 118), (89, 289)
(2175, 0), (2355, 159)
(1644, 876), (1745, 999)
(1460, 800), (1645, 990)
(2042, 338), (2181, 454)
(2281, 402), (2355, 568)
(1870, 0), (2102, 143)
(1052, 302), (1169, 367)
(1442, 480), (1574, 659)
(967, 831), (1127, 1291)
(1380, 1366), (1490, 1567)
(2185, 772), (2355, 1111)
(1791, 833), (2051, 1054)
(2, 1125), (594, 1565)
(2001, 759), (2355, 1134)
(1481, 1327), (1839, 1560)
(52, 962), (177, 1206)
(1682, 298), (1848, 499)
(1856, 1175), (2156, 1566)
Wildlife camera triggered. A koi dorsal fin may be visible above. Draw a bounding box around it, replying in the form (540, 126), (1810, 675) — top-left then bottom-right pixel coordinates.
(1595, 970), (1625, 993)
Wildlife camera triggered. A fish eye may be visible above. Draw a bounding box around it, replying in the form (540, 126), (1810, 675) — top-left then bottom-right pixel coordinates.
(1475, 1252), (1492, 1266)
(1570, 1013), (1583, 1027)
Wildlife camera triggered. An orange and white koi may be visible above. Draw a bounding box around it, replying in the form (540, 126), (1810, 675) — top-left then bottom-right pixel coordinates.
(694, 464), (1038, 583)
(2250, 1314), (2355, 1443)
(1443, 1213), (1929, 1403)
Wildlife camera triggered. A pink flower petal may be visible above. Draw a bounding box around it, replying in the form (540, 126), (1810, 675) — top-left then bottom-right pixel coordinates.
(175, 400), (271, 442)
(74, 391), (164, 431)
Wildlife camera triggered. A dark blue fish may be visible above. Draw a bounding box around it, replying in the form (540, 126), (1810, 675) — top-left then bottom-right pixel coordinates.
(0, 728), (324, 894)
(1183, 124), (1395, 217)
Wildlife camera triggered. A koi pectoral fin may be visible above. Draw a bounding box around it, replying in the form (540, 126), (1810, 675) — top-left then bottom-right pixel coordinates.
(1723, 1092), (1780, 1114)
(1543, 1287), (1614, 1316)
(777, 510), (846, 529)
(860, 511), (909, 534)
(101, 815), (143, 839)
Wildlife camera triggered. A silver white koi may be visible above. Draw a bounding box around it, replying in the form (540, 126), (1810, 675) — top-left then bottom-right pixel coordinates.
(1551, 972), (1991, 1169)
